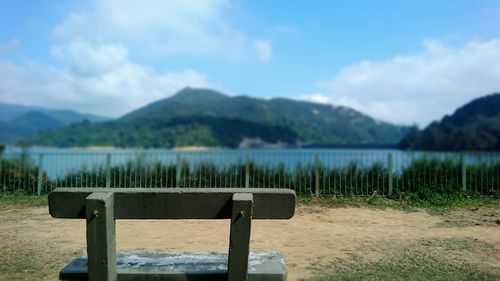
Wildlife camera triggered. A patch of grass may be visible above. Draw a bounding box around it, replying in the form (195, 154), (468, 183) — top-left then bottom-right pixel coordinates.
(0, 190), (47, 208)
(304, 238), (499, 281)
(396, 190), (500, 213)
(435, 206), (500, 227)
(298, 193), (500, 213)
(0, 228), (74, 281)
(0, 246), (44, 280)
(298, 194), (417, 212)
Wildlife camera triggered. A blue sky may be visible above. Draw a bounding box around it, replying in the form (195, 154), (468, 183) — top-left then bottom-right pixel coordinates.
(1, 0), (500, 126)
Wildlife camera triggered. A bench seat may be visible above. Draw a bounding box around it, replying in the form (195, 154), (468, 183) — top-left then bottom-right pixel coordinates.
(60, 251), (287, 281)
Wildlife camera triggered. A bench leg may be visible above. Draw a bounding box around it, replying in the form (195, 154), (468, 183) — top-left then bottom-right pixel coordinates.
(228, 193), (253, 281)
(86, 192), (117, 281)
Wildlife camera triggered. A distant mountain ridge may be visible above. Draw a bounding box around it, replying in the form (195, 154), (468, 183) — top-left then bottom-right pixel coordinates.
(0, 102), (109, 143)
(399, 93), (500, 151)
(25, 87), (410, 148)
(120, 88), (229, 121)
(0, 102), (108, 124)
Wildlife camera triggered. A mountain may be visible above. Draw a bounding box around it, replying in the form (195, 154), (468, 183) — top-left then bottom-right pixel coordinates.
(0, 102), (109, 124)
(25, 87), (410, 148)
(0, 103), (110, 144)
(399, 93), (500, 151)
(121, 88), (229, 119)
(0, 111), (64, 143)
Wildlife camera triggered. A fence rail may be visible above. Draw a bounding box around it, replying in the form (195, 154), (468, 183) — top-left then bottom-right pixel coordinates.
(1, 149), (499, 196)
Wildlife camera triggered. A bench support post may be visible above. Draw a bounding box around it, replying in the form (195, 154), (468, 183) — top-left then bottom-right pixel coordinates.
(86, 192), (116, 281)
(228, 193), (253, 281)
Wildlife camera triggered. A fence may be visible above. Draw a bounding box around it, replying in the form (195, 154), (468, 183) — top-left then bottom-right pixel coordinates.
(1, 149), (499, 196)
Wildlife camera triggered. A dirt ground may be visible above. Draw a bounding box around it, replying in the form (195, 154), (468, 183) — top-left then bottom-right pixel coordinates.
(0, 205), (499, 281)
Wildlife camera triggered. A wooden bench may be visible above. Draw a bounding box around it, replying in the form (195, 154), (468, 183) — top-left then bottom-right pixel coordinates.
(48, 188), (296, 281)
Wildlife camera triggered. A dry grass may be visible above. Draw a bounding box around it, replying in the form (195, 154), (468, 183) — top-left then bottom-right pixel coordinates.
(305, 238), (500, 281)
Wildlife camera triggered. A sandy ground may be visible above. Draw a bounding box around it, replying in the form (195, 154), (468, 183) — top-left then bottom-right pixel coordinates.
(0, 205), (499, 280)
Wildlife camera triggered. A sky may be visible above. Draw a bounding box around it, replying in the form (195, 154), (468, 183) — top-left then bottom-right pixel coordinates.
(0, 0), (500, 127)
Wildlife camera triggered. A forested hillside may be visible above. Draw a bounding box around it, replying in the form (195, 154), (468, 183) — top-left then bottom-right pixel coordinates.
(25, 88), (409, 148)
(399, 93), (500, 151)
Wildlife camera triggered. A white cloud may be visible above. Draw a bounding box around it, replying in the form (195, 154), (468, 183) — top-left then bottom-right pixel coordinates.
(253, 40), (273, 62)
(0, 39), (21, 53)
(310, 38), (500, 126)
(52, 39), (129, 77)
(298, 93), (330, 104)
(52, 0), (267, 61)
(0, 40), (209, 117)
(1, 1), (260, 116)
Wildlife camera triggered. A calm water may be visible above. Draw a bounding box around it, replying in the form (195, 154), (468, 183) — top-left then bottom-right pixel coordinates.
(3, 147), (499, 178)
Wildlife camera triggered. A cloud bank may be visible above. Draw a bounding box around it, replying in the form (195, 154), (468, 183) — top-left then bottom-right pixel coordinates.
(53, 0), (268, 61)
(304, 39), (500, 126)
(0, 0), (272, 117)
(0, 40), (209, 117)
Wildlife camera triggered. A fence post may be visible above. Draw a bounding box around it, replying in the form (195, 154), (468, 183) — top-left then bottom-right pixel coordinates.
(37, 153), (44, 196)
(388, 153), (393, 197)
(315, 154), (320, 197)
(105, 153), (112, 188)
(461, 154), (467, 192)
(176, 153), (182, 187)
(245, 154), (250, 188)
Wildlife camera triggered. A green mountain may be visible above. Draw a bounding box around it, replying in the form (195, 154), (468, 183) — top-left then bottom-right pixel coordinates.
(0, 102), (109, 124)
(0, 111), (64, 143)
(0, 103), (110, 144)
(25, 87), (409, 148)
(399, 93), (500, 151)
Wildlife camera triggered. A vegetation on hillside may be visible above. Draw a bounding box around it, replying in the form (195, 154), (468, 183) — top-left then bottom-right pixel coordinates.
(24, 88), (409, 148)
(0, 111), (64, 143)
(0, 102), (109, 144)
(0, 102), (108, 123)
(25, 116), (299, 148)
(400, 93), (500, 151)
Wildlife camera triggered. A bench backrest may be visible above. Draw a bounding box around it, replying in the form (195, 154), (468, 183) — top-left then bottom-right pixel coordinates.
(49, 188), (296, 281)
(49, 188), (296, 219)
